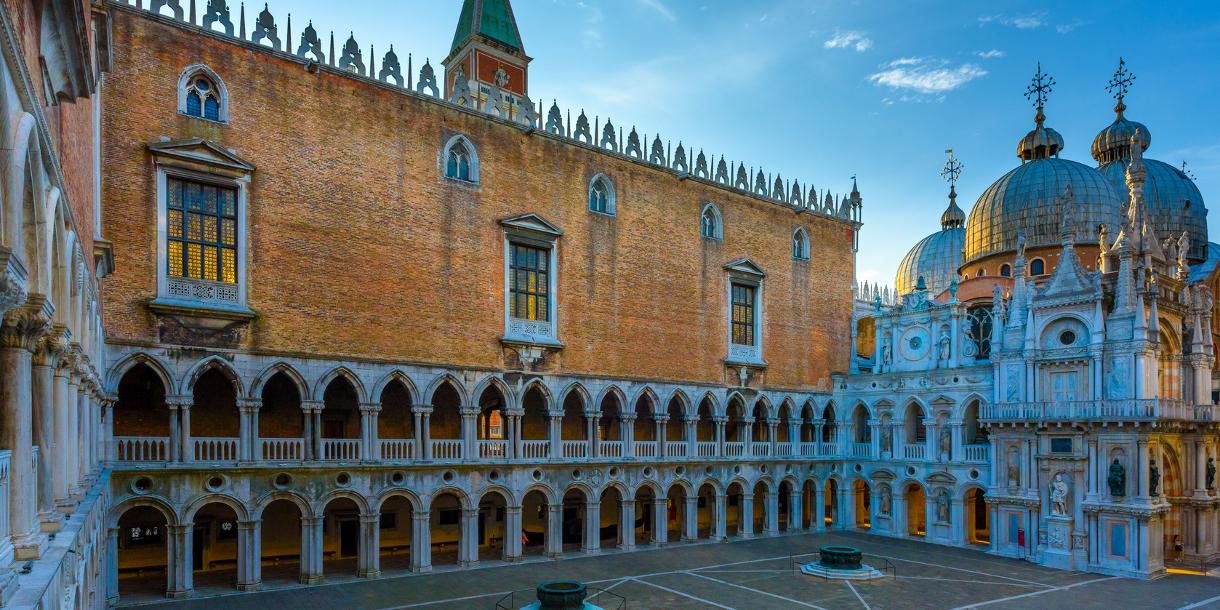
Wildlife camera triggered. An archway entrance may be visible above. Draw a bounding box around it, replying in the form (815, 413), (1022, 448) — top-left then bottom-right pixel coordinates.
(116, 505), (170, 600)
(562, 489), (586, 553)
(429, 492), (463, 566)
(478, 491), (508, 561)
(666, 484), (687, 543)
(778, 480), (793, 530)
(905, 484), (926, 537)
(802, 480), (815, 529)
(521, 490), (548, 557)
(599, 486), (624, 549)
(635, 486), (658, 545)
(259, 499), (303, 584)
(726, 482), (744, 536)
(697, 483), (716, 538)
(190, 502), (240, 590)
(824, 479), (838, 528)
(752, 481), (768, 534)
(966, 488), (989, 545)
(379, 495), (414, 571)
(853, 480), (871, 529)
(322, 497), (362, 577)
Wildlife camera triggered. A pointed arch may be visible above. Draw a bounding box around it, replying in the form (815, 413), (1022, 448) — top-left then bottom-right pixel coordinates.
(248, 361), (309, 400)
(700, 202), (723, 240)
(177, 63), (230, 122)
(106, 352), (176, 394)
(424, 373), (468, 408)
(665, 388), (692, 418)
(472, 375), (515, 411)
(312, 366), (367, 403)
(792, 227), (810, 260)
(588, 173), (616, 215)
(558, 381), (592, 414)
(595, 385), (627, 412)
(630, 386), (660, 416)
(371, 369), (420, 405)
(696, 390), (721, 418)
(441, 133), (479, 183)
(518, 377), (554, 412)
(180, 355), (245, 396)
(753, 394), (773, 421)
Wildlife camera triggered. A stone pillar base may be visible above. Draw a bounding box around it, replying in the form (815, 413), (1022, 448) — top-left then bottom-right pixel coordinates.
(300, 575), (324, 585)
(39, 512), (62, 533)
(581, 546), (601, 554)
(166, 588), (192, 599)
(55, 498), (78, 513)
(617, 543), (635, 552)
(680, 535), (696, 543)
(236, 582), (262, 592)
(543, 552), (561, 559)
(504, 555), (523, 563)
(357, 569), (380, 579)
(13, 533), (46, 560)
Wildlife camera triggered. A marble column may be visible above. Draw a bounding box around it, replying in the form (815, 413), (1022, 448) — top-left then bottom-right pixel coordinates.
(583, 501), (601, 552)
(712, 494), (727, 541)
(814, 487), (827, 532)
(549, 412), (563, 459)
(52, 359), (74, 510)
(622, 415), (636, 458)
(504, 506), (523, 561)
(789, 489), (803, 532)
(740, 494), (755, 537)
(713, 417), (726, 456)
(177, 397), (194, 464)
(32, 329), (63, 531)
(544, 504), (563, 557)
(300, 516), (324, 584)
(106, 527), (120, 605)
(238, 398), (261, 463)
(359, 513), (381, 577)
(0, 299), (51, 559)
(651, 499), (668, 546)
(764, 491), (779, 535)
(301, 401), (317, 461)
(459, 508), (480, 566)
(410, 512), (432, 572)
(586, 415), (598, 459)
(412, 407), (425, 460)
(682, 496), (698, 541)
(65, 372), (82, 492)
(618, 499), (636, 550)
(167, 523), (193, 597)
(418, 409), (432, 460)
(236, 519), (262, 591)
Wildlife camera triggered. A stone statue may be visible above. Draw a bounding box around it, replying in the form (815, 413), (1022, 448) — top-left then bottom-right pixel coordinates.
(936, 490), (950, 523)
(938, 332), (951, 363)
(1016, 231), (1027, 261)
(1050, 473), (1070, 516)
(880, 426), (892, 452)
(1150, 459), (1161, 497)
(1207, 457), (1215, 492)
(1007, 460), (1020, 488)
(881, 337), (892, 367)
(880, 485), (892, 515)
(1108, 458), (1126, 497)
(939, 427), (952, 460)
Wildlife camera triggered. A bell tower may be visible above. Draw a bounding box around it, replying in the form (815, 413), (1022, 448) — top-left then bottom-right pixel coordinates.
(443, 0), (531, 109)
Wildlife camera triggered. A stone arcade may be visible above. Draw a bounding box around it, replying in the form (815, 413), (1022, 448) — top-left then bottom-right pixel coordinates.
(0, 0), (1214, 608)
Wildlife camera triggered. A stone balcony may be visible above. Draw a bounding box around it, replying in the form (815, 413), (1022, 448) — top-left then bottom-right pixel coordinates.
(980, 398), (1215, 424)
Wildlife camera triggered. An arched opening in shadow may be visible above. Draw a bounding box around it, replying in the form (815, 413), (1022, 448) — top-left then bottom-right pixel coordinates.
(905, 483), (926, 537)
(321, 497), (361, 576)
(562, 488), (587, 553)
(190, 502), (240, 589)
(598, 486), (623, 549)
(321, 378), (360, 460)
(116, 505), (169, 599)
(561, 390), (586, 457)
(378, 496), (414, 571)
(634, 486), (657, 545)
(521, 490), (548, 557)
(752, 480), (768, 533)
(477, 490), (508, 562)
(430, 382), (463, 459)
(778, 480), (793, 530)
(824, 479), (838, 528)
(259, 372), (303, 460)
(379, 379), (414, 461)
(259, 499), (302, 584)
(599, 391), (622, 457)
(634, 393), (656, 456)
(518, 385), (547, 459)
(853, 480), (871, 529)
(821, 404), (837, 443)
(966, 488), (989, 545)
(429, 492), (463, 566)
(697, 483), (716, 538)
(190, 369), (239, 461)
(801, 480), (815, 529)
(666, 484), (686, 543)
(114, 364), (169, 461)
(726, 481), (744, 536)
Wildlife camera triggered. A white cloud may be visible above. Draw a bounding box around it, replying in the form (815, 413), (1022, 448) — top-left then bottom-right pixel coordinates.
(868, 57), (988, 96)
(1056, 19), (1088, 34)
(979, 12), (1046, 29)
(824, 30), (873, 52)
(976, 49), (1005, 59)
(636, 0), (676, 22)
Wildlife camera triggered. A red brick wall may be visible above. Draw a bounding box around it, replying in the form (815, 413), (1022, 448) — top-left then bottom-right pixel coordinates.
(101, 9), (853, 390)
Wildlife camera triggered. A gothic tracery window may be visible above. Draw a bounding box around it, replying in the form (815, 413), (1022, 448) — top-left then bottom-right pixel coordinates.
(701, 203), (722, 240)
(966, 305), (993, 360)
(445, 140), (473, 181)
(792, 228), (810, 260)
(177, 65), (228, 123)
(588, 175), (615, 215)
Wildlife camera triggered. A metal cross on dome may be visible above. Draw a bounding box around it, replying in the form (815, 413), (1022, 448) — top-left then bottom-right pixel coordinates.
(941, 149), (963, 185)
(1024, 63), (1055, 109)
(1106, 57), (1136, 101)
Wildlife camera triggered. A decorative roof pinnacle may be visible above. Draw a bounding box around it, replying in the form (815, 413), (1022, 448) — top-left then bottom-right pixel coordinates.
(1106, 57), (1136, 120)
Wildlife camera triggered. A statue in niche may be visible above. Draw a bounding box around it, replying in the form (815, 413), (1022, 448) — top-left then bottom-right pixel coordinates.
(939, 427), (952, 460)
(938, 332), (951, 364)
(880, 485), (892, 515)
(936, 490), (950, 523)
(1007, 459), (1020, 488)
(1050, 473), (1070, 516)
(1150, 459), (1161, 497)
(881, 337), (892, 367)
(1108, 458), (1126, 497)
(880, 426), (892, 452)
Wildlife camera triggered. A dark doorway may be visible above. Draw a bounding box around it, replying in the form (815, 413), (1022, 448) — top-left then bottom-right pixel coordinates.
(340, 520), (359, 557)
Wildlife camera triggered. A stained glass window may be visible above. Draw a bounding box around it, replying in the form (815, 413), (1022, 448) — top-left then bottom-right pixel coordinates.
(731, 283), (755, 346)
(167, 178), (238, 284)
(509, 243), (549, 322)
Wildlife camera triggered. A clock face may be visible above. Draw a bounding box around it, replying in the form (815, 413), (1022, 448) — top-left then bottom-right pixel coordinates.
(900, 327), (930, 361)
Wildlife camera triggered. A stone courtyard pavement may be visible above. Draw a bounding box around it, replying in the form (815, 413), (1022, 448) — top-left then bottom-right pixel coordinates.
(125, 531), (1220, 610)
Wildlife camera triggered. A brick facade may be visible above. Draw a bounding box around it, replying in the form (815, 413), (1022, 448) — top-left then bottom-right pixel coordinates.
(100, 10), (854, 391)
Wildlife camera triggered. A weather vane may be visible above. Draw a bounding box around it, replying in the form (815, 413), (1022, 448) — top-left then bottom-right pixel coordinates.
(941, 149), (963, 185)
(1181, 161), (1196, 180)
(1024, 62), (1055, 109)
(1106, 57), (1136, 102)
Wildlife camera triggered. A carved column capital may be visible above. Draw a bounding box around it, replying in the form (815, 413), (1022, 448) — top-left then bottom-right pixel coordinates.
(0, 294), (53, 351)
(0, 247), (29, 315)
(359, 402), (382, 414)
(237, 397), (262, 411)
(300, 400), (323, 413)
(33, 323), (70, 366)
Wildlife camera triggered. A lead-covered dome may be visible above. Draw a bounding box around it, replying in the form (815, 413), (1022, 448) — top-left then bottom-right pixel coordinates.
(896, 186), (966, 296)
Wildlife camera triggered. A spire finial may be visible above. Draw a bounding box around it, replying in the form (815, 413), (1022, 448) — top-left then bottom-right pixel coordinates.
(939, 149), (966, 230)
(940, 148), (963, 186)
(1024, 62), (1055, 125)
(1106, 57), (1136, 118)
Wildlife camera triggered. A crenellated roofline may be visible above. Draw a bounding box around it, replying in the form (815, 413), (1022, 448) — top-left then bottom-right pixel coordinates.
(109, 0), (862, 229)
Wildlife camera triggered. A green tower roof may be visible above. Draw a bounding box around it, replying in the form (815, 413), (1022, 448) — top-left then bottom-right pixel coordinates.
(451, 0), (523, 53)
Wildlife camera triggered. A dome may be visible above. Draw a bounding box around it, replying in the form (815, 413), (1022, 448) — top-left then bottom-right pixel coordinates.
(964, 157), (1123, 263)
(1092, 111), (1150, 165)
(1099, 157), (1208, 260)
(895, 226), (964, 297)
(1018, 124), (1064, 161)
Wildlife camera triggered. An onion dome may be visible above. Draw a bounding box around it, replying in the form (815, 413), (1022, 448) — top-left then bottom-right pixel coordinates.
(964, 64), (1124, 263)
(896, 185), (965, 296)
(1092, 59), (1208, 260)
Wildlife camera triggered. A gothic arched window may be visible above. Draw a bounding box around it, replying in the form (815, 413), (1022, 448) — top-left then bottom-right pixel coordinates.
(177, 65), (228, 123)
(792, 228), (810, 260)
(588, 174), (615, 215)
(443, 135), (478, 183)
(700, 203), (722, 240)
(1030, 258), (1045, 276)
(999, 263), (1012, 277)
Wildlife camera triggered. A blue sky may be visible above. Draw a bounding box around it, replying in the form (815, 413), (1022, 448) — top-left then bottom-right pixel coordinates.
(261, 0), (1220, 288)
